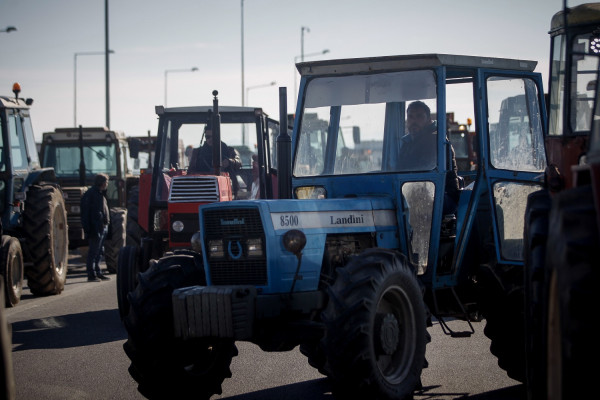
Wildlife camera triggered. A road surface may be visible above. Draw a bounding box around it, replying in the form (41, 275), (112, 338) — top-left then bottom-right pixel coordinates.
(5, 252), (524, 399)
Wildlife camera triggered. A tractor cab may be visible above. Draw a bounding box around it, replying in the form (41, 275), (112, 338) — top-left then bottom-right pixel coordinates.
(285, 54), (547, 289)
(139, 99), (279, 258)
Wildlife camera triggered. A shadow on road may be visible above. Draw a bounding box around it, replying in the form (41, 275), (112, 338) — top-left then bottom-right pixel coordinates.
(415, 383), (525, 399)
(220, 380), (524, 400)
(10, 309), (125, 351)
(222, 378), (333, 399)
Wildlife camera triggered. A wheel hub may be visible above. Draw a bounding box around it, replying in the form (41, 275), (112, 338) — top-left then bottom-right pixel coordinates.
(377, 313), (400, 355)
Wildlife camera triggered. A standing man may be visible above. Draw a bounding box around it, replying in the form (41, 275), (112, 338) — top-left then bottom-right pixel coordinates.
(81, 173), (111, 281)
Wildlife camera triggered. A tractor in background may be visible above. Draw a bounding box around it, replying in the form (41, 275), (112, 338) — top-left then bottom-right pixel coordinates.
(0, 83), (68, 307)
(523, 3), (600, 399)
(39, 126), (152, 273)
(116, 92), (279, 319)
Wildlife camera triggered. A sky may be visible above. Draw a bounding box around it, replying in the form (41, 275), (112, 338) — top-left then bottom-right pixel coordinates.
(0, 0), (588, 146)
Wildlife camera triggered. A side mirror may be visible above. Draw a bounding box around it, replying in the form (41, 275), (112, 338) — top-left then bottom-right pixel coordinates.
(352, 126), (361, 145)
(129, 138), (141, 159)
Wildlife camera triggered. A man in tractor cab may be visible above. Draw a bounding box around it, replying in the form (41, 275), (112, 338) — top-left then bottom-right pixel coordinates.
(188, 122), (242, 196)
(399, 100), (461, 215)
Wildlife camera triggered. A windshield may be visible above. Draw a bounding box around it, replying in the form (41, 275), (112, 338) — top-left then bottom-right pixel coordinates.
(158, 119), (258, 172)
(549, 32), (600, 136)
(294, 70), (438, 177)
(42, 142), (118, 177)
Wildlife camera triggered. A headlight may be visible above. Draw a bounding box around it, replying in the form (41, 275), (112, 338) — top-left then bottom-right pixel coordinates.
(246, 238), (263, 257)
(282, 229), (306, 255)
(208, 239), (224, 258)
(172, 220), (184, 232)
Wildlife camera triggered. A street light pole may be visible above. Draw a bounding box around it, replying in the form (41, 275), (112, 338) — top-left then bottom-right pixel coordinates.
(105, 0), (110, 128)
(293, 49), (329, 109)
(301, 26), (310, 62)
(241, 0), (245, 106)
(164, 67), (199, 107)
(74, 50), (114, 127)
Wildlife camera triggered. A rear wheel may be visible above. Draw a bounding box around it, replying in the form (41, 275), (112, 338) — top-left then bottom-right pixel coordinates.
(126, 186), (143, 247)
(123, 252), (237, 399)
(116, 245), (139, 320)
(321, 249), (427, 400)
(0, 236), (24, 307)
(23, 184), (68, 296)
(478, 262), (525, 383)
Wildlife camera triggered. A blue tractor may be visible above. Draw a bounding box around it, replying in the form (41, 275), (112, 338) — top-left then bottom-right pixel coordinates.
(123, 54), (547, 399)
(0, 84), (69, 307)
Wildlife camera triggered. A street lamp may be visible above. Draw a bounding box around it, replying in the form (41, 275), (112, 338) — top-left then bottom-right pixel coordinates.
(246, 81), (276, 105)
(164, 67), (199, 107)
(294, 49), (330, 108)
(242, 81), (276, 145)
(0, 26), (16, 33)
(74, 50), (115, 127)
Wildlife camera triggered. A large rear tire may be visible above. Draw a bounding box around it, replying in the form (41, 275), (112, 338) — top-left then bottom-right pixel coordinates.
(545, 185), (598, 400)
(321, 249), (427, 400)
(523, 189), (551, 399)
(116, 245), (139, 320)
(478, 262), (526, 383)
(23, 184), (68, 296)
(0, 236), (24, 307)
(123, 252), (237, 399)
(104, 208), (126, 273)
(126, 185), (143, 247)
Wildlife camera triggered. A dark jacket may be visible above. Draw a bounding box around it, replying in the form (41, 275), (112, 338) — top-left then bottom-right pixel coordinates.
(398, 122), (460, 204)
(188, 141), (241, 174)
(80, 186), (110, 238)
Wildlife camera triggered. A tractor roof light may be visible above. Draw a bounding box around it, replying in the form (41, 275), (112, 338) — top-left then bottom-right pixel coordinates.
(12, 82), (21, 98)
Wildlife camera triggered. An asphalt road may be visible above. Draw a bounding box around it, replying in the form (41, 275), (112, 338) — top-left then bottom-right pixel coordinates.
(5, 252), (525, 400)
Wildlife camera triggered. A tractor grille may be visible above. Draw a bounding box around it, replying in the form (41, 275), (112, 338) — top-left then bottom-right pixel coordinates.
(203, 207), (267, 286)
(63, 188), (83, 206)
(169, 176), (219, 203)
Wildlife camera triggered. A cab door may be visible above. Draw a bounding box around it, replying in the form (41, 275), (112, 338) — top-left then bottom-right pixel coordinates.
(480, 71), (547, 265)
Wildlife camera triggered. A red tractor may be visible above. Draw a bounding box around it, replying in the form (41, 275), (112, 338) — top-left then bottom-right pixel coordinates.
(524, 3), (600, 399)
(117, 91), (279, 318)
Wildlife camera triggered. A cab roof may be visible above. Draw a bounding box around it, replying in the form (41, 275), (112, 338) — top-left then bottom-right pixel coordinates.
(550, 3), (600, 33)
(296, 53), (537, 76)
(156, 105), (264, 115)
(0, 96), (31, 110)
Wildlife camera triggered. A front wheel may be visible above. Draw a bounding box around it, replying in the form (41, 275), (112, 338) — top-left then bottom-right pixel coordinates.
(123, 252), (237, 399)
(0, 236), (24, 307)
(321, 249), (427, 400)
